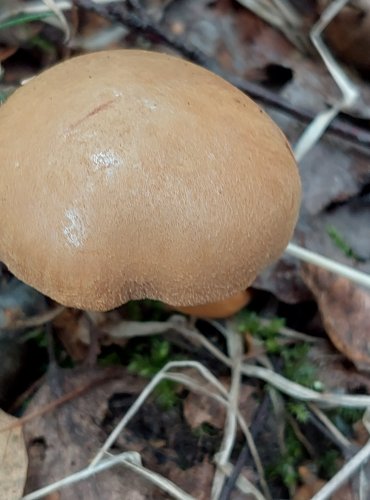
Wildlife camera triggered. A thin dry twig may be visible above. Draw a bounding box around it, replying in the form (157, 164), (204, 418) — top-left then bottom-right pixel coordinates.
(0, 373), (115, 433)
(220, 462), (266, 500)
(219, 393), (271, 500)
(3, 305), (65, 331)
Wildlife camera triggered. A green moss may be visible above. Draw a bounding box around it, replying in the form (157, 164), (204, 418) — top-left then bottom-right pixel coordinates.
(235, 311), (284, 353)
(128, 338), (181, 409)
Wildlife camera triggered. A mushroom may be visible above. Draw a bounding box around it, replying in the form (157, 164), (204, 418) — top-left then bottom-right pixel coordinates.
(168, 290), (252, 319)
(0, 50), (301, 313)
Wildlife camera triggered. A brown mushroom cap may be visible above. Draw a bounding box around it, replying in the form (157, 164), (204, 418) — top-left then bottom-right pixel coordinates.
(0, 50), (301, 311)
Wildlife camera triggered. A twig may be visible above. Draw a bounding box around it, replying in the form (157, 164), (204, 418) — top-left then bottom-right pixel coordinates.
(3, 305), (65, 331)
(219, 394), (271, 500)
(7, 375), (46, 413)
(0, 373), (115, 432)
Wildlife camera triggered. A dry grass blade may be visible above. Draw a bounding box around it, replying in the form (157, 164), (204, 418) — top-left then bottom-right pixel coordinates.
(88, 356), (268, 498)
(41, 0), (70, 40)
(308, 403), (352, 450)
(294, 0), (359, 160)
(241, 363), (370, 408)
(89, 360), (230, 468)
(311, 439), (370, 500)
(285, 243), (370, 290)
(0, 0), (123, 23)
(211, 328), (244, 500)
(183, 322), (370, 408)
(166, 372), (267, 499)
(235, 0), (307, 50)
(22, 451), (196, 500)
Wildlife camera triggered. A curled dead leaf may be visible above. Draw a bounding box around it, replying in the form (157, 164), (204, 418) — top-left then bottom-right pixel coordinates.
(302, 264), (370, 371)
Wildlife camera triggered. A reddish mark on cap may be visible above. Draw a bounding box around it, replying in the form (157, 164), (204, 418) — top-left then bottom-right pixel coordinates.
(70, 98), (115, 129)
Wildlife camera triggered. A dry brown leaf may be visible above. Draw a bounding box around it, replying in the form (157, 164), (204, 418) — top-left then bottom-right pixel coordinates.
(320, 0), (370, 74)
(307, 343), (370, 395)
(294, 465), (326, 500)
(163, 459), (214, 500)
(0, 409), (28, 500)
(302, 264), (370, 371)
(183, 373), (256, 431)
(183, 390), (226, 429)
(22, 367), (161, 499)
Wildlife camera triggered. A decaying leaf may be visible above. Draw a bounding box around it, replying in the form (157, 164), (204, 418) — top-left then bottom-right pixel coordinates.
(163, 459), (214, 500)
(320, 0), (370, 75)
(0, 409), (28, 500)
(302, 264), (370, 371)
(183, 388), (226, 429)
(308, 343), (370, 395)
(22, 367), (160, 499)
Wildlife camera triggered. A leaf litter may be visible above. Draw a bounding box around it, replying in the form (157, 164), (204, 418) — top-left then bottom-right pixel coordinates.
(0, 409), (28, 500)
(0, 0), (370, 499)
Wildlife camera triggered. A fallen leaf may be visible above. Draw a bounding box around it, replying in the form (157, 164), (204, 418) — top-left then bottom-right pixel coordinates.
(0, 409), (28, 500)
(183, 373), (256, 431)
(308, 343), (370, 395)
(183, 390), (226, 429)
(253, 255), (311, 304)
(294, 465), (326, 500)
(302, 264), (370, 371)
(22, 367), (160, 499)
(163, 459), (214, 500)
(320, 0), (370, 76)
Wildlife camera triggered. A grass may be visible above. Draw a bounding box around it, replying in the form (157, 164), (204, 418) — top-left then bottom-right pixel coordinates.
(0, 12), (54, 31)
(327, 224), (363, 261)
